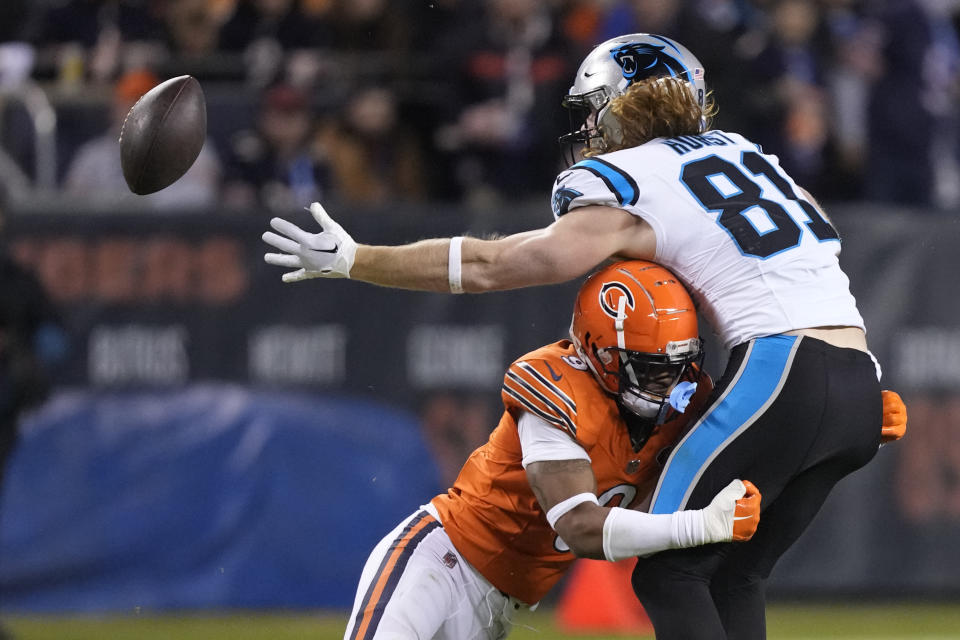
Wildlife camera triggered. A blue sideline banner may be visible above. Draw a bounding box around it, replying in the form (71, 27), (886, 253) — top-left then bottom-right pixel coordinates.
(0, 386), (442, 611)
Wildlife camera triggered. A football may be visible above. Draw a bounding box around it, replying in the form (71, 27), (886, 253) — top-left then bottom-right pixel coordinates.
(119, 75), (207, 195)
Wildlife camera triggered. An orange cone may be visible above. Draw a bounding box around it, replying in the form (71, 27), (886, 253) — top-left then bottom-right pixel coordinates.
(556, 558), (654, 634)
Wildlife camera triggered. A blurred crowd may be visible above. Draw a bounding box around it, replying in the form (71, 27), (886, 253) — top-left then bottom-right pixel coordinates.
(0, 0), (956, 213)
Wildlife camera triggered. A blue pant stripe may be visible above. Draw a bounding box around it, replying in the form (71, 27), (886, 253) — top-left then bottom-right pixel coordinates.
(651, 335), (799, 514)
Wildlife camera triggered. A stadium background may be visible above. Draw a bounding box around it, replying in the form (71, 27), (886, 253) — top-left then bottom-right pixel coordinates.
(0, 0), (959, 638)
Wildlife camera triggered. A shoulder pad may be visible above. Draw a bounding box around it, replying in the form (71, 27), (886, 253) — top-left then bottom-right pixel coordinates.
(502, 357), (580, 437)
(552, 156), (636, 218)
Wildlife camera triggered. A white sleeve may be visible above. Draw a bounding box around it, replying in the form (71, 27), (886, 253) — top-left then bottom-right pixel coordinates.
(602, 507), (703, 561)
(602, 479), (749, 561)
(518, 411), (590, 468)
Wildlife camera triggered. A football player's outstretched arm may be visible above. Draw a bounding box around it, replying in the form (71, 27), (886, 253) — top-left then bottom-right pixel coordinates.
(526, 459), (761, 561)
(263, 203), (656, 292)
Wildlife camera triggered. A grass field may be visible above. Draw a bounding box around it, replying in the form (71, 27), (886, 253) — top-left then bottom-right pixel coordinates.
(5, 603), (960, 639)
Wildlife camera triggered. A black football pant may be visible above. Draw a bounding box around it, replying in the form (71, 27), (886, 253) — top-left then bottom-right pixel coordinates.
(632, 335), (881, 639)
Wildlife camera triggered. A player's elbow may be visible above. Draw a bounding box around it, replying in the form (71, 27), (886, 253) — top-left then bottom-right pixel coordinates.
(462, 261), (509, 292)
(565, 538), (605, 560)
(554, 504), (606, 559)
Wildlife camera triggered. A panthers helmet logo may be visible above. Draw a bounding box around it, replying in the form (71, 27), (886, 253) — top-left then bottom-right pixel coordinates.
(609, 43), (690, 86)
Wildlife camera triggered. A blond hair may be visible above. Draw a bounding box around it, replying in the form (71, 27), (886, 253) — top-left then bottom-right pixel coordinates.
(591, 77), (716, 155)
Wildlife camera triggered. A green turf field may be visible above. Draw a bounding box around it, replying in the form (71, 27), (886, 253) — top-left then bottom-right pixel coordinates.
(5, 603), (960, 639)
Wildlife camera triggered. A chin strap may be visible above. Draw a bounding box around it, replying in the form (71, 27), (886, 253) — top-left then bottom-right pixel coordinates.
(598, 106), (623, 148)
(615, 294), (658, 451)
(615, 296), (640, 387)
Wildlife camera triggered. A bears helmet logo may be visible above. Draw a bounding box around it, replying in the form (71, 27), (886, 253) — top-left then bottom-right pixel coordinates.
(599, 281), (635, 319)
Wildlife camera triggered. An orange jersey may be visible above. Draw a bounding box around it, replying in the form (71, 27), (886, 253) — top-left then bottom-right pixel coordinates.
(430, 340), (711, 604)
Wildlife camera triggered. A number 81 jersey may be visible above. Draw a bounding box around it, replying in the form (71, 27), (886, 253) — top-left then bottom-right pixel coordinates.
(551, 130), (864, 350)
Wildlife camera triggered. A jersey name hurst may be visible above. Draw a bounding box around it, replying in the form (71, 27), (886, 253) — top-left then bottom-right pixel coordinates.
(661, 131), (736, 155)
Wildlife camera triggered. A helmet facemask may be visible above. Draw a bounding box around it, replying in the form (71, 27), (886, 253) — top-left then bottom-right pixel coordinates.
(594, 294), (703, 452)
(558, 87), (616, 165)
(616, 346), (703, 452)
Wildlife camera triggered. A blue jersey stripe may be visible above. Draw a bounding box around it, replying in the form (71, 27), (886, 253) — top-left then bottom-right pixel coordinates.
(571, 158), (640, 206)
(650, 335), (799, 514)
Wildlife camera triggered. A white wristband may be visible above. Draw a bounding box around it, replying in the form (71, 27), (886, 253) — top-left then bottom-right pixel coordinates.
(448, 236), (464, 294)
(546, 492), (599, 529)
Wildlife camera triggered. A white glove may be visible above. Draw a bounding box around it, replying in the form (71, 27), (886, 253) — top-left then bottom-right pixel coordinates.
(701, 478), (762, 543)
(262, 202), (358, 281)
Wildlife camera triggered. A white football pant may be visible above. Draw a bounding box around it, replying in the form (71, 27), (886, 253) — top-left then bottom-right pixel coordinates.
(344, 507), (527, 640)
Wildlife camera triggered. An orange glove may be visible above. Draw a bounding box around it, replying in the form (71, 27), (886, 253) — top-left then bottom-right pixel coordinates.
(732, 480), (761, 542)
(881, 390), (907, 444)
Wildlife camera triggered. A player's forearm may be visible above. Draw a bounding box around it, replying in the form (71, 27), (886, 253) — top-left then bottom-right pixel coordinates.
(350, 233), (569, 293)
(462, 232), (571, 292)
(559, 501), (753, 561)
(556, 504), (698, 560)
(350, 241), (452, 291)
(553, 502), (609, 559)
(600, 507), (707, 561)
(599, 480), (760, 561)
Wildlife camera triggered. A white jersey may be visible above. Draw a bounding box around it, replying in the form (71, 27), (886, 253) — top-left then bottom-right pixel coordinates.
(551, 130), (864, 349)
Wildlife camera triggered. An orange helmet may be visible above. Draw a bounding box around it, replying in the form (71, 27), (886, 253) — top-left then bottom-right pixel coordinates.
(570, 260), (702, 445)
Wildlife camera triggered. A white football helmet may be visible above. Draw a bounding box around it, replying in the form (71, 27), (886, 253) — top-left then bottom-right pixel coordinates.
(559, 33), (707, 156)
